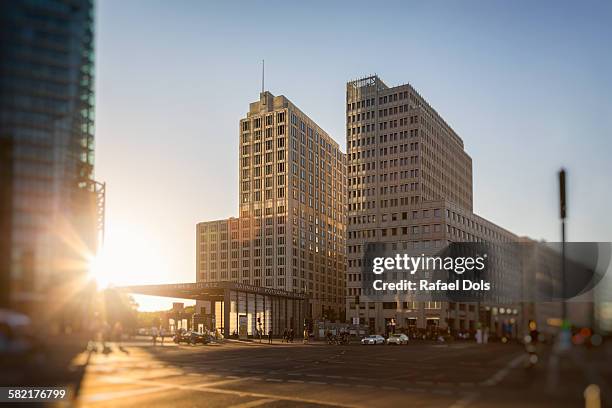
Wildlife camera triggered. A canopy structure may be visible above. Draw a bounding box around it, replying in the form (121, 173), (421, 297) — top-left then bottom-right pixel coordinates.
(120, 281), (307, 337)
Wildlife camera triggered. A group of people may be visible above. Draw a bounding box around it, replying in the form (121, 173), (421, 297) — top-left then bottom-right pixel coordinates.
(281, 328), (295, 343)
(325, 329), (349, 345)
(256, 328), (297, 344)
(150, 326), (166, 346)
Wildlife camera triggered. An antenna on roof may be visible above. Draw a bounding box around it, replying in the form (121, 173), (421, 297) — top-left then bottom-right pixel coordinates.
(261, 59), (265, 93)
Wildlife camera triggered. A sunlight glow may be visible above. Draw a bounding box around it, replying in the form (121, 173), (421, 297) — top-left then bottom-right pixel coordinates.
(87, 223), (185, 311)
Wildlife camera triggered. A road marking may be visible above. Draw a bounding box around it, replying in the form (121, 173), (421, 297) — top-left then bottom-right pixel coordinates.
(228, 398), (277, 408)
(96, 375), (361, 408)
(265, 378), (283, 382)
(197, 377), (254, 388)
(81, 385), (171, 402)
(307, 381), (327, 385)
(287, 379), (304, 383)
(481, 353), (524, 387)
(448, 392), (479, 408)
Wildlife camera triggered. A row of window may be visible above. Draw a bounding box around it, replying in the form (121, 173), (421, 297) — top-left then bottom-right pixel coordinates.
(347, 89), (417, 112)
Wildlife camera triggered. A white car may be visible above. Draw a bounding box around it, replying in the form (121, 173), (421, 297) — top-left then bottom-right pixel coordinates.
(386, 333), (409, 345)
(361, 335), (385, 345)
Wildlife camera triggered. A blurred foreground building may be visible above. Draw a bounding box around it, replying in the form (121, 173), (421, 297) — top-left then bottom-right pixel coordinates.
(0, 0), (103, 330)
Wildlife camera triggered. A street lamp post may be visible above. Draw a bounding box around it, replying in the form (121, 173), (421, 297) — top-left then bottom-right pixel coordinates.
(559, 169), (567, 322)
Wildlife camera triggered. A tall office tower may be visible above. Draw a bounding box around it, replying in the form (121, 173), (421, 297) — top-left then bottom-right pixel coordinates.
(0, 0), (103, 325)
(346, 76), (518, 335)
(197, 91), (347, 322)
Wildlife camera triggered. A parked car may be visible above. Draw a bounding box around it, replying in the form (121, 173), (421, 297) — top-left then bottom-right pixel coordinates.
(361, 335), (385, 345)
(386, 333), (409, 345)
(173, 329), (191, 344)
(191, 331), (212, 345)
(137, 328), (151, 336)
(177, 331), (211, 345)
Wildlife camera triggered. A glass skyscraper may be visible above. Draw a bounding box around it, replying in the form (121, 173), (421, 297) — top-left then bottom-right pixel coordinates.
(0, 0), (102, 328)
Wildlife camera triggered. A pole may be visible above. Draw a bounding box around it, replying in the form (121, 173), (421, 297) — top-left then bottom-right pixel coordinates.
(561, 219), (566, 320)
(559, 169), (567, 322)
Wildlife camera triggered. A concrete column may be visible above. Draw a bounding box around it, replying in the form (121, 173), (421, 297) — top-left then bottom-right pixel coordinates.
(223, 289), (231, 338)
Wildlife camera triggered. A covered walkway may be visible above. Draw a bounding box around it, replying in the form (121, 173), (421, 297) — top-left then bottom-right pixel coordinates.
(121, 281), (307, 338)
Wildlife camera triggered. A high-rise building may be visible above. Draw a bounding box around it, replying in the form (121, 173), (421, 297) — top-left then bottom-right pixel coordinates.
(345, 75), (520, 335)
(0, 0), (103, 325)
(197, 91), (347, 323)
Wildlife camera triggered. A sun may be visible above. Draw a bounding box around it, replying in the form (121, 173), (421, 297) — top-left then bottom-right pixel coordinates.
(88, 247), (113, 289)
(86, 222), (174, 292)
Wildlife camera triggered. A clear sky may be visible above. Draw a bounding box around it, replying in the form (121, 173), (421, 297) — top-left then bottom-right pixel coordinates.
(93, 0), (612, 311)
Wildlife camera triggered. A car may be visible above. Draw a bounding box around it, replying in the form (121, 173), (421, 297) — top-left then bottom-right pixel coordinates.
(361, 335), (385, 345)
(173, 329), (192, 344)
(174, 330), (211, 345)
(386, 333), (409, 345)
(187, 331), (211, 345)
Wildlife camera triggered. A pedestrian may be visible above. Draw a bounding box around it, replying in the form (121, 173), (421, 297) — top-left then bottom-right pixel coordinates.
(282, 328), (288, 343)
(268, 329), (273, 344)
(289, 328), (294, 343)
(160, 327), (165, 346)
(151, 326), (158, 346)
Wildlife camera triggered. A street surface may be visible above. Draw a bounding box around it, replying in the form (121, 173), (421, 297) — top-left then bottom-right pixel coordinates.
(73, 338), (612, 408)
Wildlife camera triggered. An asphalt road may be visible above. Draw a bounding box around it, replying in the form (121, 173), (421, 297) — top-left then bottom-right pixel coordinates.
(74, 339), (612, 408)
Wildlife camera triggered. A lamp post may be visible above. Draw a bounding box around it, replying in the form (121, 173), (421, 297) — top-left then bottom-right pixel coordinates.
(559, 169), (567, 322)
(558, 168), (572, 352)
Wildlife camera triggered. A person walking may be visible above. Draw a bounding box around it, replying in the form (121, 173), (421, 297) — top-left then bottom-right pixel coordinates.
(268, 329), (273, 344)
(151, 326), (158, 346)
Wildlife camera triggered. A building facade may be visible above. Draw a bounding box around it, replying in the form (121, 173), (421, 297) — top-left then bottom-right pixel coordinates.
(197, 92), (347, 324)
(0, 0), (103, 327)
(346, 76), (521, 336)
